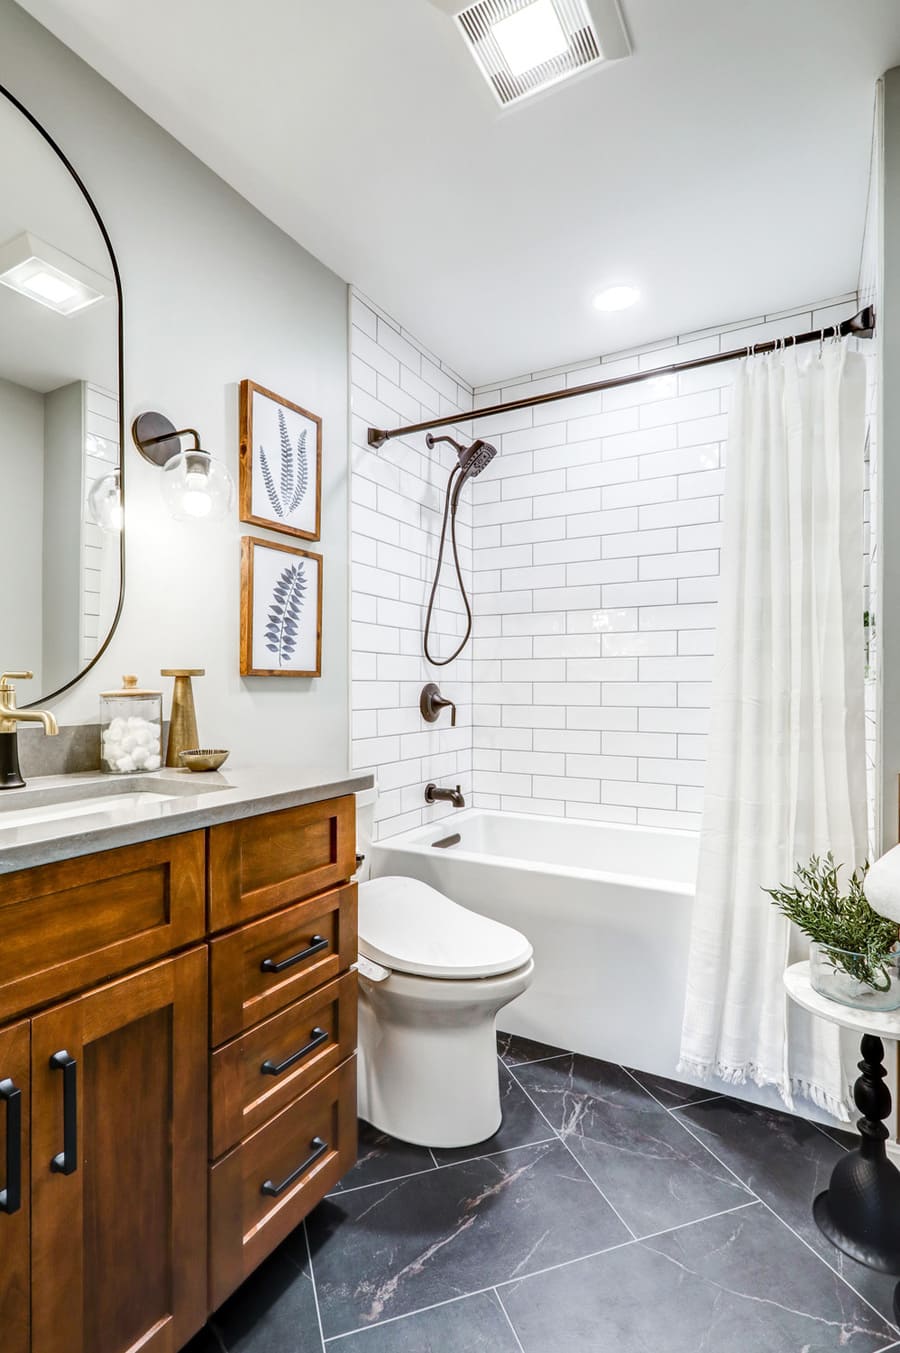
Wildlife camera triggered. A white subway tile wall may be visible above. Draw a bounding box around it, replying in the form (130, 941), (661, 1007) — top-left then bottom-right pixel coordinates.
(468, 294), (862, 831)
(350, 289), (476, 840)
(351, 290), (865, 838)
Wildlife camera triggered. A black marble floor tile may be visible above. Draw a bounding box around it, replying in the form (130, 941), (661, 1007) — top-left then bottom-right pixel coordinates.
(330, 1120), (436, 1194)
(497, 1030), (568, 1067)
(676, 1095), (900, 1329)
(306, 1138), (629, 1338)
(626, 1065), (721, 1108)
(513, 1053), (751, 1238)
(501, 1203), (897, 1353)
(210, 1246), (323, 1352)
(325, 1290), (521, 1352)
(182, 1330), (224, 1353)
(432, 1063), (556, 1165)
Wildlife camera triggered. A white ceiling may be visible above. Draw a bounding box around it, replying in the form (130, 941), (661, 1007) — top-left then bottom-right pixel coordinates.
(14, 0), (900, 385)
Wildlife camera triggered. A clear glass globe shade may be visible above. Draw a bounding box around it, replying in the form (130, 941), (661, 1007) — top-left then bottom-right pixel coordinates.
(160, 449), (233, 523)
(87, 471), (123, 533)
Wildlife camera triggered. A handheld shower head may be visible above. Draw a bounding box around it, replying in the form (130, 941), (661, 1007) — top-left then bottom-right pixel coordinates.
(425, 433), (498, 480)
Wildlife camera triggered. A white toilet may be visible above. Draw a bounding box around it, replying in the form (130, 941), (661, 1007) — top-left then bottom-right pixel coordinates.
(356, 874), (534, 1149)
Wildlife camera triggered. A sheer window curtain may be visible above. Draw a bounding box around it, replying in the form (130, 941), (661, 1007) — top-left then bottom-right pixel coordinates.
(679, 339), (868, 1121)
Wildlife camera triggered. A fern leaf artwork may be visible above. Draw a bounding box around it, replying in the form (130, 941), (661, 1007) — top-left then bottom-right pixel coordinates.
(264, 562), (306, 667)
(288, 429), (308, 513)
(258, 445), (283, 518)
(278, 408), (294, 509)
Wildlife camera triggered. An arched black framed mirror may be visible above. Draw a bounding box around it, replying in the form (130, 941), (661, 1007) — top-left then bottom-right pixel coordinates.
(0, 83), (124, 707)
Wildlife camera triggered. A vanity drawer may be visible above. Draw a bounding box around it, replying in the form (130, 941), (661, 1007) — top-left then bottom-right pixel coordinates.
(209, 883), (357, 1046)
(211, 969), (358, 1158)
(0, 833), (206, 1021)
(208, 795), (356, 931)
(209, 1055), (356, 1309)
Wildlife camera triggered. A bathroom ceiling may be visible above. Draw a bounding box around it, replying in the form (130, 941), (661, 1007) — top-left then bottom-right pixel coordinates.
(14, 0), (900, 385)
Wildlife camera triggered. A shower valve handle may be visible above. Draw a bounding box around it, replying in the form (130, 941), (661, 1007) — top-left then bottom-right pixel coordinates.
(420, 683), (456, 728)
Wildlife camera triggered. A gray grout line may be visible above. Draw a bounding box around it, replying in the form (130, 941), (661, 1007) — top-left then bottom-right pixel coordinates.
(432, 1136), (559, 1169)
(302, 1218), (328, 1353)
(493, 1287), (527, 1352)
(503, 1060), (637, 1241)
(427, 1147), (440, 1169)
(324, 1288), (500, 1343)
(658, 1087), (900, 1337)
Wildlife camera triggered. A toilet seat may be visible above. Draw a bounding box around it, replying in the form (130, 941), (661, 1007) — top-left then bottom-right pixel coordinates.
(358, 875), (533, 980)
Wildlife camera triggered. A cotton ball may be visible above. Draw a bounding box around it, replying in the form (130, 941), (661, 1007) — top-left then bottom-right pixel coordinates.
(131, 748), (148, 770)
(865, 845), (900, 925)
(145, 754), (161, 771)
(116, 755), (135, 773)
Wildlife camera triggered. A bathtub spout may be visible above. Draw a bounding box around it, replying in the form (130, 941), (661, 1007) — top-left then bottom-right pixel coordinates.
(424, 783), (465, 809)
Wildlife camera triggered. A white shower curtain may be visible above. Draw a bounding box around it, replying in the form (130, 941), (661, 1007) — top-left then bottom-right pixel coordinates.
(679, 339), (868, 1120)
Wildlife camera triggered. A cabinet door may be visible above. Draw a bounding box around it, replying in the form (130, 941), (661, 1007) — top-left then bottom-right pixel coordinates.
(0, 1020), (29, 1353)
(30, 948), (208, 1353)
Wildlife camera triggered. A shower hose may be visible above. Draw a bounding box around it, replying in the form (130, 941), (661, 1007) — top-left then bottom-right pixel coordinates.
(423, 463), (473, 667)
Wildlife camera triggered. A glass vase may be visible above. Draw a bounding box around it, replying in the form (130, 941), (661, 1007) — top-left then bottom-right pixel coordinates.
(809, 941), (900, 1012)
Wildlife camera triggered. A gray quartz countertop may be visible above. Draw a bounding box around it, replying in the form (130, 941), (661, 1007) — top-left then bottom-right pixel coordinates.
(0, 766), (374, 874)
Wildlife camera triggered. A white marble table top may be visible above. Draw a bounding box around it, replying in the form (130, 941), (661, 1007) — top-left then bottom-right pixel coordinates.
(784, 961), (900, 1040)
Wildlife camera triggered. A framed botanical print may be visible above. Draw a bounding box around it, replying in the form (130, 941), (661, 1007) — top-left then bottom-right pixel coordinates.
(240, 536), (322, 677)
(239, 379), (322, 540)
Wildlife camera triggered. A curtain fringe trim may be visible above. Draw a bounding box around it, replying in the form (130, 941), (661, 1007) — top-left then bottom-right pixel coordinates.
(676, 1056), (851, 1123)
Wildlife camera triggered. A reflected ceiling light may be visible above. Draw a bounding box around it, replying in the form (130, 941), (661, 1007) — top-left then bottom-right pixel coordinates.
(88, 470), (123, 534)
(428, 0), (632, 107)
(131, 411), (234, 524)
(0, 231), (108, 315)
(593, 284), (640, 312)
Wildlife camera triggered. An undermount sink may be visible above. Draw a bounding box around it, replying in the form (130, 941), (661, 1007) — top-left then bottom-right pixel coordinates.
(0, 775), (222, 831)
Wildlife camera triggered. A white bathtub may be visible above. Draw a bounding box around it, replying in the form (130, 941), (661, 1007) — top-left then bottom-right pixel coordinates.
(368, 809), (698, 1078)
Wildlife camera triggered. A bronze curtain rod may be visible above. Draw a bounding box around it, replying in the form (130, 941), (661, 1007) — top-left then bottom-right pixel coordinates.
(367, 305), (876, 448)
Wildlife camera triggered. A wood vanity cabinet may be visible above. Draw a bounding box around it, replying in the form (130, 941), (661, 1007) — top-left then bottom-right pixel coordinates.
(0, 792), (360, 1353)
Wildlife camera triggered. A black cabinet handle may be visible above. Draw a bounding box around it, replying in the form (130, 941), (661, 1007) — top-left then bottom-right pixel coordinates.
(49, 1050), (77, 1176)
(0, 1078), (21, 1214)
(261, 1137), (328, 1198)
(261, 1027), (329, 1077)
(260, 936), (328, 975)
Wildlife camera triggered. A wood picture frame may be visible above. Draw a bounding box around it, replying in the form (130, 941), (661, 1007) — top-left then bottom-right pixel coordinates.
(239, 379), (322, 541)
(240, 536), (323, 677)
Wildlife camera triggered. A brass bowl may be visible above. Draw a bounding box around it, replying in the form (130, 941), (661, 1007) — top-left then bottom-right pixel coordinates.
(179, 748), (230, 772)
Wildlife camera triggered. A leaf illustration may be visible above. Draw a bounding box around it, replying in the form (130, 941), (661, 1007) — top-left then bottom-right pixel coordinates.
(288, 429), (308, 513)
(278, 409), (294, 507)
(258, 445), (284, 518)
(264, 562), (306, 666)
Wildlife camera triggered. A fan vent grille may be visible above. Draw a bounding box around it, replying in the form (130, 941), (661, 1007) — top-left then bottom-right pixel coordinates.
(457, 0), (603, 106)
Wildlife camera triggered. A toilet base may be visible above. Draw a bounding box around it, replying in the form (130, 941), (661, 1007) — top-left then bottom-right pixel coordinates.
(356, 959), (534, 1149)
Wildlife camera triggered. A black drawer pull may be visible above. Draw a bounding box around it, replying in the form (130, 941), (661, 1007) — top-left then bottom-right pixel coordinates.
(49, 1050), (77, 1176)
(260, 935), (328, 975)
(261, 1136), (328, 1197)
(0, 1078), (22, 1214)
(261, 1027), (329, 1077)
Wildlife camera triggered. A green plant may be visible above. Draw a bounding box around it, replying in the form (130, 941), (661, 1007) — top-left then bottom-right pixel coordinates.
(765, 853), (899, 990)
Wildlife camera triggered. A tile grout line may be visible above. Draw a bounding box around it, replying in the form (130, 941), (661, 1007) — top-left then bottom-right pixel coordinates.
(493, 1287), (527, 1352)
(302, 1218), (329, 1353)
(503, 1060), (638, 1240)
(646, 1080), (900, 1337)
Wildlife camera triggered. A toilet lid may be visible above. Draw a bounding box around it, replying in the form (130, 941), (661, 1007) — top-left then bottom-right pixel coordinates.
(358, 876), (533, 980)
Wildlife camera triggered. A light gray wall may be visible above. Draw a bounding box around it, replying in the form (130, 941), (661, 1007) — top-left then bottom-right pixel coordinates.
(0, 0), (350, 777)
(881, 68), (899, 849)
(0, 374), (44, 686)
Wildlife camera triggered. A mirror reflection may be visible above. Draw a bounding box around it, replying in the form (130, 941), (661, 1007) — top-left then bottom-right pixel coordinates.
(0, 90), (122, 702)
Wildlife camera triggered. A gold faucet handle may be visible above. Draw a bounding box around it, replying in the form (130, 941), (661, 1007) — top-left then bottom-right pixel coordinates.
(0, 672), (32, 687)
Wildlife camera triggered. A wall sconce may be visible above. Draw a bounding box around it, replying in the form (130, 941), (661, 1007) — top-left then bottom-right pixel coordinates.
(131, 411), (234, 523)
(87, 469), (123, 533)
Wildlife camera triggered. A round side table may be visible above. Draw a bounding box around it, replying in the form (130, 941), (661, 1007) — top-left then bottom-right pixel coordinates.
(784, 960), (900, 1323)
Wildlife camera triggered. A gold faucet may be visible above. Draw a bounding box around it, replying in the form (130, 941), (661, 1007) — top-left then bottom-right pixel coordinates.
(0, 673), (59, 736)
(0, 673), (58, 789)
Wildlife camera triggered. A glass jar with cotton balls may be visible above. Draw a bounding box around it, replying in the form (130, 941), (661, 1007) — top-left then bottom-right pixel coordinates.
(99, 675), (163, 773)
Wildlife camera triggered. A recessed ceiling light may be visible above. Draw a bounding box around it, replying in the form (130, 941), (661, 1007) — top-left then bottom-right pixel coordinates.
(435, 0), (632, 108)
(0, 231), (108, 315)
(492, 1), (568, 77)
(593, 284), (640, 312)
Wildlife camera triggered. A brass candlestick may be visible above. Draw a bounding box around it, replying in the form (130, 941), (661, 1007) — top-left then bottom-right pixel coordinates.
(161, 668), (205, 768)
